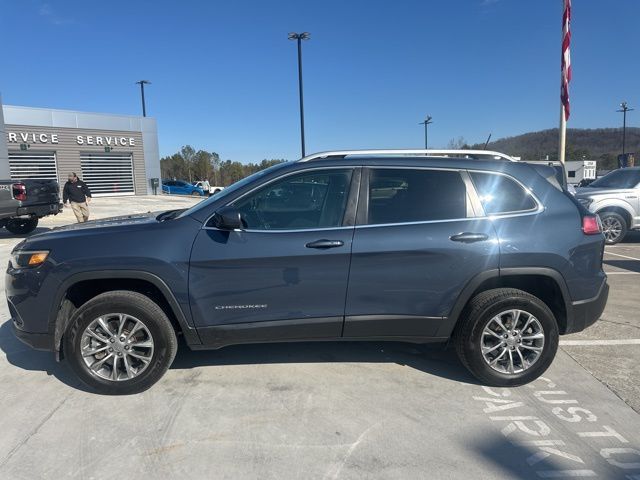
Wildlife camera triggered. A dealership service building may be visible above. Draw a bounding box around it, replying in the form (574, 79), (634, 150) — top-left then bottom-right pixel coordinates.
(0, 96), (160, 196)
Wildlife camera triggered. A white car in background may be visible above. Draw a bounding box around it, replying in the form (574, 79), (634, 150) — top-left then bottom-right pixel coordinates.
(192, 181), (225, 195)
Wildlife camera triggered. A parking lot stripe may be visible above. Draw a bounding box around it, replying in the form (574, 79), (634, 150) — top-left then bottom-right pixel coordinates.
(604, 251), (640, 261)
(560, 339), (640, 346)
(605, 272), (640, 275)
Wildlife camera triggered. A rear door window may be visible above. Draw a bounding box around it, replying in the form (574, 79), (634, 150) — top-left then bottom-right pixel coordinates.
(469, 172), (537, 215)
(366, 169), (467, 224)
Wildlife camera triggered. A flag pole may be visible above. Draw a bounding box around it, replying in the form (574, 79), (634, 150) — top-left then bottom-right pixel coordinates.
(559, 105), (566, 164)
(558, 0), (571, 165)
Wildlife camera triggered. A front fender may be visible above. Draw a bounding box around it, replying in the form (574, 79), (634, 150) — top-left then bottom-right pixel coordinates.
(50, 270), (202, 353)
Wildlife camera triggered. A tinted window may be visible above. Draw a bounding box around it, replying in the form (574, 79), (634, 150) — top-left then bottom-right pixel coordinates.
(470, 172), (537, 214)
(367, 169), (467, 224)
(234, 169), (352, 230)
(589, 169), (640, 189)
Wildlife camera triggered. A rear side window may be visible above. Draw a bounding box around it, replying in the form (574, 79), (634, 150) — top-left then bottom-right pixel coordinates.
(367, 169), (467, 224)
(470, 172), (537, 215)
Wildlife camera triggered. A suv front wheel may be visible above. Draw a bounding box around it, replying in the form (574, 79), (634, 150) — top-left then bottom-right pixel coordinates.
(454, 288), (559, 387)
(64, 291), (178, 395)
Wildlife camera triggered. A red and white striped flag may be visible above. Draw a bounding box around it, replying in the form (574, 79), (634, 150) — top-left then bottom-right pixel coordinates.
(561, 0), (572, 120)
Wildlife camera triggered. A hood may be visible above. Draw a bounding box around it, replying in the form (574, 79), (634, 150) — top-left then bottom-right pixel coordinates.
(575, 187), (636, 197)
(32, 211), (160, 239)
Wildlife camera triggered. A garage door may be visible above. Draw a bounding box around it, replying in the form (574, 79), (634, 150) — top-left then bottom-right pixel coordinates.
(9, 151), (58, 181)
(80, 153), (135, 197)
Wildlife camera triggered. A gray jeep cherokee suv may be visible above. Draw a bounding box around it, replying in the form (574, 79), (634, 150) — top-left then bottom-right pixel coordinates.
(8, 151), (609, 394)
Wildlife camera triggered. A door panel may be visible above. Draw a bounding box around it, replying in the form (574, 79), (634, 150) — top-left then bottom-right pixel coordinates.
(344, 167), (499, 338)
(188, 167), (358, 346)
(344, 219), (498, 337)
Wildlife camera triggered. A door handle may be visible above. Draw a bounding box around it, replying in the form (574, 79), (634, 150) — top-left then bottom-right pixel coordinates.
(449, 232), (489, 243)
(305, 239), (345, 249)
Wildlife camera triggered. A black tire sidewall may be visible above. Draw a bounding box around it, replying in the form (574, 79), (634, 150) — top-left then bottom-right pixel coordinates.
(64, 294), (176, 395)
(463, 294), (559, 387)
(5, 217), (38, 235)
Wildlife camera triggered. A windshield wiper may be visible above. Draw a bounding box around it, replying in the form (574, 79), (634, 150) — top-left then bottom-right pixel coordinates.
(156, 209), (186, 221)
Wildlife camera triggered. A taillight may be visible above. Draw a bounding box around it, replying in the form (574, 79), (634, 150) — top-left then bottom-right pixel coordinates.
(582, 215), (601, 235)
(12, 183), (27, 201)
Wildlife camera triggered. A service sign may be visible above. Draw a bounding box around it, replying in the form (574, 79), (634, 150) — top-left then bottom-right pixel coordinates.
(7, 132), (59, 144)
(6, 131), (135, 147)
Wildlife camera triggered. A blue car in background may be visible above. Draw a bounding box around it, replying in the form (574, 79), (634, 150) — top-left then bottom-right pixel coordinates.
(162, 179), (205, 196)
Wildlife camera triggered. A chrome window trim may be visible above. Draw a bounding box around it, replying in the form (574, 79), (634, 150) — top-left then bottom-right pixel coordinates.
(202, 166), (358, 232)
(202, 165), (544, 232)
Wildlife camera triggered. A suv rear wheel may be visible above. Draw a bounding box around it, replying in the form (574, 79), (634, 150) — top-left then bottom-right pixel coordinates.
(599, 211), (627, 245)
(64, 291), (177, 395)
(5, 217), (38, 235)
(454, 288), (559, 387)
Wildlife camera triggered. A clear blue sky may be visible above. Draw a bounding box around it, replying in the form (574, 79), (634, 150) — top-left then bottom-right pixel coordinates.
(1, 0), (638, 162)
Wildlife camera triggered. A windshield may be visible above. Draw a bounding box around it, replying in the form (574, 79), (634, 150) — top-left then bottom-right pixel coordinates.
(589, 169), (640, 189)
(178, 161), (292, 218)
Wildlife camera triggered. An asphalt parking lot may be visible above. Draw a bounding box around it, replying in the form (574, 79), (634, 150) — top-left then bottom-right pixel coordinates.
(0, 196), (639, 479)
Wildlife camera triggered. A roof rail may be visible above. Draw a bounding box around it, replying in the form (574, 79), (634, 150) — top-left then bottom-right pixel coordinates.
(298, 149), (518, 162)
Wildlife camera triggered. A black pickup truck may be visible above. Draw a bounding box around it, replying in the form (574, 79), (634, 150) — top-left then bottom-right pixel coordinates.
(0, 179), (62, 234)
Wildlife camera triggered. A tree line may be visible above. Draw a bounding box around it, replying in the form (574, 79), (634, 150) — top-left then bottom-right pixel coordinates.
(160, 146), (285, 186)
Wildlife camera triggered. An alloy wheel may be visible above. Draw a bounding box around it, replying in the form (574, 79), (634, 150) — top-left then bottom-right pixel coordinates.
(601, 217), (623, 243)
(80, 313), (155, 381)
(480, 309), (545, 374)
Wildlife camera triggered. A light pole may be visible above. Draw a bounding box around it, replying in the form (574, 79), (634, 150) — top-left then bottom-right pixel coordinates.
(617, 102), (634, 155)
(288, 32), (310, 157)
(418, 116), (433, 149)
(135, 80), (151, 117)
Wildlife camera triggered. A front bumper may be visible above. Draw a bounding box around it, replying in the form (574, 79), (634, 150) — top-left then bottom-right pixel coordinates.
(567, 279), (609, 333)
(12, 321), (54, 351)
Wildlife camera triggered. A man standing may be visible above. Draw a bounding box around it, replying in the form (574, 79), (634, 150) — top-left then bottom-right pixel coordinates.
(63, 172), (92, 223)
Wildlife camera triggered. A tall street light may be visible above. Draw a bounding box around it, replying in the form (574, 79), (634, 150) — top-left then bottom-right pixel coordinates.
(617, 102), (634, 155)
(135, 80), (151, 117)
(288, 32), (310, 157)
(418, 116), (433, 149)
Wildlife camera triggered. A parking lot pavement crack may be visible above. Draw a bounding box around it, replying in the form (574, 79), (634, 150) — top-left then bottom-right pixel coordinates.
(0, 392), (73, 468)
(599, 318), (640, 331)
(560, 347), (639, 414)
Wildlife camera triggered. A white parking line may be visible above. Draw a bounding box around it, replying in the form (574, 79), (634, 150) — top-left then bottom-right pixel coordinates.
(605, 271), (640, 275)
(560, 339), (640, 346)
(604, 251), (640, 261)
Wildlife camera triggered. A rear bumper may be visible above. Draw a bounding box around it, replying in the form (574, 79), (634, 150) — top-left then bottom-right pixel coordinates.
(12, 321), (54, 351)
(566, 279), (609, 334)
(16, 203), (63, 218)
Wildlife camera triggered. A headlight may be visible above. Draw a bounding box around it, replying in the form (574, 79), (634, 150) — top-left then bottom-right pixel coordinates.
(10, 250), (49, 268)
(577, 197), (593, 208)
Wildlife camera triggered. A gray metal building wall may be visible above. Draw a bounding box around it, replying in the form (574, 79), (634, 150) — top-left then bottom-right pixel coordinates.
(0, 95), (9, 178)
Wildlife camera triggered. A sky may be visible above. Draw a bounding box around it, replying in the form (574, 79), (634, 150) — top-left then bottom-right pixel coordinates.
(1, 0), (639, 163)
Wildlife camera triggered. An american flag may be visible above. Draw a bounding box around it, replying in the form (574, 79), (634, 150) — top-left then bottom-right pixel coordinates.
(561, 0), (572, 120)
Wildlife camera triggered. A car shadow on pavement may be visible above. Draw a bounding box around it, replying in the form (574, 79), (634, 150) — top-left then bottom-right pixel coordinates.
(0, 226), (52, 239)
(171, 339), (483, 386)
(0, 320), (90, 392)
(0, 320), (480, 391)
(603, 259), (640, 273)
(468, 433), (578, 479)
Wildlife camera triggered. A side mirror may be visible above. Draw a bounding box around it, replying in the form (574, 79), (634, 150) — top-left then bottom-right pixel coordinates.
(212, 205), (242, 230)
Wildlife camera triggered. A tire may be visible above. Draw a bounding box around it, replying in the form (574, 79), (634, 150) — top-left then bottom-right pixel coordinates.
(598, 211), (627, 245)
(191, 191), (201, 197)
(454, 288), (559, 387)
(63, 291), (178, 395)
(5, 217), (38, 235)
